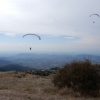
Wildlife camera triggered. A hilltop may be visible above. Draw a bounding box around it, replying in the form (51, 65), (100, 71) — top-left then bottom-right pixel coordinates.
(0, 70), (99, 100)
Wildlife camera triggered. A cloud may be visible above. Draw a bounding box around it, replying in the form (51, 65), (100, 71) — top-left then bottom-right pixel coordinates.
(1, 32), (17, 37)
(64, 36), (77, 39)
(0, 0), (100, 54)
(1, 0), (100, 37)
(0, 0), (100, 37)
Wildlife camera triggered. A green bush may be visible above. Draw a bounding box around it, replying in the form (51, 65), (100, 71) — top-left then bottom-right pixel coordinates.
(52, 60), (100, 97)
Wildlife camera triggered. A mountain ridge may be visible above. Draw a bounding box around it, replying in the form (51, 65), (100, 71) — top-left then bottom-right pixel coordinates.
(0, 53), (100, 69)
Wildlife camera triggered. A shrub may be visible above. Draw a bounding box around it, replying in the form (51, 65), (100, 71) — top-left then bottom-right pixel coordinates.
(52, 60), (100, 97)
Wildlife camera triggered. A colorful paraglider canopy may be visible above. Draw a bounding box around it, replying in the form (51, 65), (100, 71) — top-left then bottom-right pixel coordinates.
(22, 33), (41, 40)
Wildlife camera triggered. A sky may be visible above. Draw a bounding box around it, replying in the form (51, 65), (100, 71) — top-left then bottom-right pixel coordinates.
(0, 0), (100, 55)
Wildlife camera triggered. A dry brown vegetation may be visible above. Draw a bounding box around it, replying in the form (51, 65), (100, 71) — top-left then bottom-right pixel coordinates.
(0, 70), (99, 100)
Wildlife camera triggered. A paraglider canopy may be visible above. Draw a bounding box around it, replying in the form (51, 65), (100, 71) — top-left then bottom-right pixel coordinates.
(90, 14), (100, 17)
(22, 33), (41, 40)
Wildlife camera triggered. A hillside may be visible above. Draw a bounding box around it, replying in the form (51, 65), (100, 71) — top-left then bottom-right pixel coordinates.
(0, 64), (33, 72)
(0, 59), (13, 66)
(0, 71), (99, 100)
(2, 53), (100, 69)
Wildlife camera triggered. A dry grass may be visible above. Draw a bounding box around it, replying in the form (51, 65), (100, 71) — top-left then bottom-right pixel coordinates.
(58, 87), (72, 96)
(42, 85), (58, 94)
(0, 71), (99, 100)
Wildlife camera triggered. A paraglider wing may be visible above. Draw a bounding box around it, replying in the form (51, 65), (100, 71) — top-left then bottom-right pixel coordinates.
(22, 33), (41, 40)
(90, 14), (100, 17)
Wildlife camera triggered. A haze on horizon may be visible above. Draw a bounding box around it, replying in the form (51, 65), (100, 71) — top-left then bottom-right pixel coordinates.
(0, 0), (100, 55)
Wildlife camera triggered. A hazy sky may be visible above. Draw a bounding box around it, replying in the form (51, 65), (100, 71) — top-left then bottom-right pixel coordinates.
(0, 0), (100, 55)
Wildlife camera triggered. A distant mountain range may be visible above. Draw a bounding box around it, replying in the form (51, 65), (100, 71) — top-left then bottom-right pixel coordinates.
(0, 64), (34, 72)
(0, 53), (100, 70)
(0, 59), (13, 66)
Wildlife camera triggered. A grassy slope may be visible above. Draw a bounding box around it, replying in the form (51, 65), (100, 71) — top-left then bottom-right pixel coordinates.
(0, 71), (99, 100)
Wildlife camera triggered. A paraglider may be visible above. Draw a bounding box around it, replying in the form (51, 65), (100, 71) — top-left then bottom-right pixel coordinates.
(89, 14), (100, 23)
(22, 33), (41, 50)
